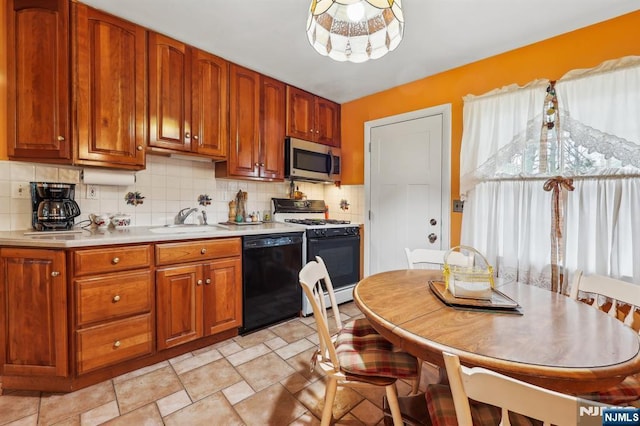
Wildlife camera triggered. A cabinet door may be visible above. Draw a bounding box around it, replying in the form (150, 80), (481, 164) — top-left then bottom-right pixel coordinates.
(7, 0), (71, 161)
(286, 86), (315, 141)
(259, 76), (285, 180)
(203, 258), (242, 336)
(192, 50), (228, 158)
(148, 33), (191, 152)
(228, 65), (260, 178)
(316, 97), (341, 147)
(74, 4), (146, 168)
(0, 248), (68, 377)
(156, 265), (202, 350)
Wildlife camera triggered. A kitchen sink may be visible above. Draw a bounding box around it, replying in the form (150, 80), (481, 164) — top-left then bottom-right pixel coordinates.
(149, 224), (230, 234)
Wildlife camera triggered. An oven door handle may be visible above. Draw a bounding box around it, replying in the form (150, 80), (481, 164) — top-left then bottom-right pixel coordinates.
(326, 148), (334, 177)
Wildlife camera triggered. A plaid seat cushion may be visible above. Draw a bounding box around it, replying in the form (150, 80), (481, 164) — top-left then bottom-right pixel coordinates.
(426, 384), (542, 426)
(335, 318), (418, 379)
(585, 373), (640, 405)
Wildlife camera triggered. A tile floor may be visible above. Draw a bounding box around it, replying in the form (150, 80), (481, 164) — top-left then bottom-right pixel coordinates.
(0, 302), (438, 426)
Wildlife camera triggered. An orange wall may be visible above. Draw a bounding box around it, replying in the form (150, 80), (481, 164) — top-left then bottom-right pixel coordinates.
(1, 3), (7, 159)
(340, 10), (640, 246)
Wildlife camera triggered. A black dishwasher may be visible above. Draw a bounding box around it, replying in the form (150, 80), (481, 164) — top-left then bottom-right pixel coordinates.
(241, 233), (303, 334)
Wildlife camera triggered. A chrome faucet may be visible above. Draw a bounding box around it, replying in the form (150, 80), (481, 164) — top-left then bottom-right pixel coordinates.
(175, 207), (198, 224)
(201, 210), (208, 225)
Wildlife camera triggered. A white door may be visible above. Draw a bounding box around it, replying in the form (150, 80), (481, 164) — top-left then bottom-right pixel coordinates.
(365, 105), (451, 275)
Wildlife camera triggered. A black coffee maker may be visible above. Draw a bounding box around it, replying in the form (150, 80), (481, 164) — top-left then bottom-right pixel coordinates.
(30, 182), (81, 231)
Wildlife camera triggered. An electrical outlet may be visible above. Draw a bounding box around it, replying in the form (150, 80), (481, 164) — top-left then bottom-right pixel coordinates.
(86, 185), (99, 200)
(453, 199), (464, 213)
(11, 182), (29, 199)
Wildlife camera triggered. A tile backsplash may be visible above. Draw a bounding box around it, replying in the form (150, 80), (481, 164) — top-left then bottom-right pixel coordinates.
(0, 156), (364, 232)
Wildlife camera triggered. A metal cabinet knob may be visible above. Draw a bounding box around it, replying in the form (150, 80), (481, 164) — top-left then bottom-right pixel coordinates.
(205, 278), (211, 285)
(428, 233), (438, 243)
(136, 145), (143, 151)
(185, 132), (191, 139)
(113, 295), (121, 303)
(113, 340), (121, 348)
(200, 248), (207, 254)
(193, 135), (199, 140)
(57, 136), (65, 141)
(197, 279), (203, 286)
(51, 271), (60, 277)
(112, 257), (120, 264)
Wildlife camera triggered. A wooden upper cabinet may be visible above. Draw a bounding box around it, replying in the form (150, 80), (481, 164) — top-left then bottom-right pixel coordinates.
(148, 33), (229, 159)
(0, 248), (68, 378)
(148, 33), (191, 152)
(218, 65), (285, 181)
(286, 85), (341, 147)
(191, 50), (229, 158)
(7, 0), (71, 161)
(74, 4), (146, 169)
(259, 76), (286, 180)
(227, 64), (261, 178)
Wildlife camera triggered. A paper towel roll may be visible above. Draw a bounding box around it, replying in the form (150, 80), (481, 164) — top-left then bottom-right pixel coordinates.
(82, 169), (136, 186)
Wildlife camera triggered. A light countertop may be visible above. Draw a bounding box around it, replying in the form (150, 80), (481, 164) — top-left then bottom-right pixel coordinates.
(0, 222), (306, 248)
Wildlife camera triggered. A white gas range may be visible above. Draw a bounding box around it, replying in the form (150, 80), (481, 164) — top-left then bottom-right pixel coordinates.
(272, 198), (361, 316)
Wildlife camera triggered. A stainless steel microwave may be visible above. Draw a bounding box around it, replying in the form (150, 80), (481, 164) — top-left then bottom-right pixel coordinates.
(285, 137), (341, 183)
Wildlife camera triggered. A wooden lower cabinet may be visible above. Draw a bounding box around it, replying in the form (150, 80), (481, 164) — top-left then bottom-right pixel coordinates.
(0, 248), (68, 377)
(0, 238), (242, 392)
(156, 257), (242, 350)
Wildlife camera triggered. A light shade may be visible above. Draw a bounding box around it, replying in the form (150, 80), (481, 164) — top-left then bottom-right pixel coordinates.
(307, 0), (404, 63)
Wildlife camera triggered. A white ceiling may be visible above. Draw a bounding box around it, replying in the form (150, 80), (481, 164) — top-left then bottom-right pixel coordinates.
(81, 0), (639, 104)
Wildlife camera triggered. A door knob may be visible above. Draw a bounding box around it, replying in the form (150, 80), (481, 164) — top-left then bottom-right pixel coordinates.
(428, 233), (438, 243)
(430, 219), (437, 226)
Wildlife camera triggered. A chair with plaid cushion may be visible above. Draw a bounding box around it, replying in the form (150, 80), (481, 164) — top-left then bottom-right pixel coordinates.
(570, 270), (640, 406)
(300, 256), (420, 426)
(427, 352), (606, 426)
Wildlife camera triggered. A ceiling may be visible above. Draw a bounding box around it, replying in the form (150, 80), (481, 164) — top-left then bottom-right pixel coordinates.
(81, 0), (639, 104)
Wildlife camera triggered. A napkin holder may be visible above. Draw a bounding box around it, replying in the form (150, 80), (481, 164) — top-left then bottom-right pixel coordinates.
(443, 246), (494, 300)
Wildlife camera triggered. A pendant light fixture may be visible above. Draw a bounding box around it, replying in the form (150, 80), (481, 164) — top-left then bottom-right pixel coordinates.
(307, 0), (404, 63)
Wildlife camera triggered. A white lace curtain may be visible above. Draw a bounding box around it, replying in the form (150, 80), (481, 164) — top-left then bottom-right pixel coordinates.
(460, 56), (640, 291)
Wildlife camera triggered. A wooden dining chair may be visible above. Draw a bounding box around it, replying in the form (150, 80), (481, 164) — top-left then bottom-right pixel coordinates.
(299, 257), (420, 426)
(427, 351), (606, 426)
(570, 270), (640, 405)
(404, 248), (474, 270)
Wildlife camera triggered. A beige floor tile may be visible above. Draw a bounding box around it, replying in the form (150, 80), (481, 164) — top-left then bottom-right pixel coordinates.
(222, 380), (255, 405)
(280, 372), (312, 395)
(275, 338), (315, 360)
(0, 390), (40, 425)
(112, 361), (170, 384)
(155, 390), (192, 417)
(286, 347), (323, 383)
(4, 413), (37, 426)
(234, 383), (307, 426)
(236, 352), (296, 392)
(271, 320), (315, 343)
(354, 385), (387, 409)
(349, 399), (384, 425)
(335, 413), (366, 425)
(179, 358), (242, 401)
(114, 366), (182, 414)
(234, 328), (278, 348)
(50, 415), (80, 426)
(338, 303), (363, 318)
(79, 400), (119, 426)
(264, 336), (288, 351)
(217, 340), (244, 357)
(288, 411), (321, 426)
(226, 343), (271, 366)
(100, 403), (163, 426)
(39, 381), (115, 425)
(171, 348), (223, 375)
(295, 379), (364, 421)
(163, 392), (244, 426)
(168, 352), (193, 366)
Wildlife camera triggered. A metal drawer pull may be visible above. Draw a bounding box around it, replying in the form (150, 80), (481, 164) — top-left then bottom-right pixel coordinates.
(200, 248), (207, 254)
(112, 257), (120, 264)
(51, 271), (60, 277)
(57, 135), (65, 141)
(205, 278), (211, 285)
(114, 340), (121, 348)
(197, 279), (203, 286)
(113, 295), (121, 303)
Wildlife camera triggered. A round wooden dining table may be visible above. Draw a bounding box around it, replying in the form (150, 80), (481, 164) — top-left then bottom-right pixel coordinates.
(353, 269), (640, 394)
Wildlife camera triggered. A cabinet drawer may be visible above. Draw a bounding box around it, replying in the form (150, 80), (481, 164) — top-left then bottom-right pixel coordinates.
(73, 245), (152, 276)
(76, 313), (153, 374)
(155, 238), (241, 265)
(75, 271), (153, 327)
